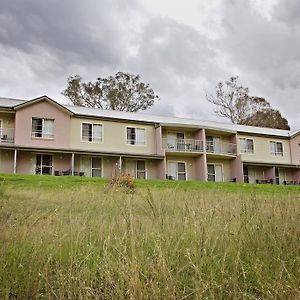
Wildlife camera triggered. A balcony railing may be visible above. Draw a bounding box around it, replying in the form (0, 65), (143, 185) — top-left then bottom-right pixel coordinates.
(163, 138), (203, 152)
(206, 141), (237, 155)
(31, 130), (54, 139)
(0, 128), (14, 143)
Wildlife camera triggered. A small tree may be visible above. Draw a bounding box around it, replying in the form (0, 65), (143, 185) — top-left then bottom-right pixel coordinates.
(62, 72), (159, 112)
(207, 76), (290, 130)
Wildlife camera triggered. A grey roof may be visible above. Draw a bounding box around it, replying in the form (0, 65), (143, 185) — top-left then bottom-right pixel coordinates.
(0, 97), (26, 108)
(63, 104), (295, 137)
(0, 96), (298, 138)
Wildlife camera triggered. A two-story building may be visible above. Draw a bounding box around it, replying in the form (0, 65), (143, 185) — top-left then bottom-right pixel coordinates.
(0, 96), (299, 184)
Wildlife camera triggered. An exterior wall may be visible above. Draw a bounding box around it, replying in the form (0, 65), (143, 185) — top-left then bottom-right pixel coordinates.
(230, 155), (244, 182)
(0, 150), (14, 173)
(14, 100), (71, 148)
(290, 134), (300, 165)
(238, 135), (291, 164)
(17, 151), (35, 174)
(206, 158), (232, 182)
(53, 154), (72, 172)
(70, 117), (156, 155)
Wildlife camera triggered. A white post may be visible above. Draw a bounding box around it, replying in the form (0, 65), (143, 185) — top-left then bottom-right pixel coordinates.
(13, 149), (17, 174)
(71, 153), (75, 176)
(119, 156), (122, 174)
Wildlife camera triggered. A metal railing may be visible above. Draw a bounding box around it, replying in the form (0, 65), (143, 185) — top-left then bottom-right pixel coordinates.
(31, 130), (54, 139)
(0, 128), (14, 143)
(206, 141), (237, 155)
(163, 138), (204, 152)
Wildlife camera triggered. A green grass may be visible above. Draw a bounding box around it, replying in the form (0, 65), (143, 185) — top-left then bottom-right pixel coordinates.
(0, 174), (299, 299)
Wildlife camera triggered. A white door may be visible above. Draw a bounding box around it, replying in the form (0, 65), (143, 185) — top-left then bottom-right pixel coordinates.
(248, 167), (256, 183)
(215, 165), (223, 182)
(167, 133), (177, 150)
(126, 159), (136, 177)
(80, 156), (91, 176)
(213, 137), (221, 153)
(278, 168), (286, 184)
(168, 162), (177, 179)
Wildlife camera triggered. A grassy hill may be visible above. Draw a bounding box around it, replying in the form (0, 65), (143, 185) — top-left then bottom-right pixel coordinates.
(0, 174), (299, 299)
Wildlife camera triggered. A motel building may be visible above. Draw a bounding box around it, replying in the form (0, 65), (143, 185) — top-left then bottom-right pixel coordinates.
(0, 96), (300, 184)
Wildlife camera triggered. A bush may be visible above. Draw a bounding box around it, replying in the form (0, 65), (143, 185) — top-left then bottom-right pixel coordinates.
(106, 173), (136, 193)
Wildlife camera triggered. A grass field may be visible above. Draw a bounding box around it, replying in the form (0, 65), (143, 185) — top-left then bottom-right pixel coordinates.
(0, 174), (299, 299)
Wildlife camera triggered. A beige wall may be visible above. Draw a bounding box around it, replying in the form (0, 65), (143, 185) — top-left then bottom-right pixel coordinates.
(70, 117), (156, 155)
(238, 134), (291, 164)
(0, 150), (14, 173)
(0, 112), (15, 130)
(290, 134), (300, 165)
(14, 100), (71, 149)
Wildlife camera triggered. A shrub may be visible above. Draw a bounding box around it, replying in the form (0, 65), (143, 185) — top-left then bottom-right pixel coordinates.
(106, 173), (136, 193)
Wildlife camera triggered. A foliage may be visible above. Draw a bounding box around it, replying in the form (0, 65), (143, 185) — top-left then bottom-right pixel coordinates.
(207, 76), (290, 129)
(0, 181), (299, 299)
(106, 173), (136, 193)
(62, 72), (159, 112)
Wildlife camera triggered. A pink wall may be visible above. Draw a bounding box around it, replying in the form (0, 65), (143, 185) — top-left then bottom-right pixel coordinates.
(230, 155), (243, 182)
(157, 158), (166, 179)
(155, 126), (165, 156)
(290, 134), (300, 165)
(265, 166), (275, 182)
(53, 154), (72, 171)
(195, 155), (207, 181)
(14, 99), (71, 149)
(293, 169), (300, 182)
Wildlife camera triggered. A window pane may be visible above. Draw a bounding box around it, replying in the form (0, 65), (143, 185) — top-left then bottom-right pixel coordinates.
(136, 128), (145, 145)
(93, 124), (102, 142)
(178, 173), (186, 180)
(32, 118), (42, 137)
(207, 164), (215, 174)
(208, 174), (215, 182)
(43, 119), (54, 138)
(177, 163), (185, 173)
(277, 142), (283, 153)
(137, 160), (145, 171)
(247, 139), (254, 152)
(127, 127), (135, 144)
(92, 169), (102, 177)
(92, 157), (101, 169)
(270, 141), (276, 153)
(82, 123), (92, 141)
(240, 138), (246, 152)
(137, 171), (146, 179)
(42, 155), (52, 166)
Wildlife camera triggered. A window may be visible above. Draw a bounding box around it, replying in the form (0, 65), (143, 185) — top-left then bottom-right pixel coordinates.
(168, 162), (186, 180)
(240, 138), (254, 153)
(207, 164), (223, 182)
(270, 141), (283, 156)
(136, 160), (146, 179)
(127, 127), (145, 145)
(36, 154), (52, 175)
(32, 118), (54, 139)
(82, 123), (102, 143)
(91, 157), (102, 177)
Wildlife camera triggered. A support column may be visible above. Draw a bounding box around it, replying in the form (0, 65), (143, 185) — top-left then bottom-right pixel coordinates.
(119, 156), (122, 174)
(13, 149), (17, 174)
(71, 153), (75, 176)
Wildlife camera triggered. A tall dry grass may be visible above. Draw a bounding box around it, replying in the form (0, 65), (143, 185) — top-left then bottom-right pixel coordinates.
(0, 184), (299, 299)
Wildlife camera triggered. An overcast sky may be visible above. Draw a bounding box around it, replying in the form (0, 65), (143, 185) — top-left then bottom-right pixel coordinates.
(1, 0), (299, 129)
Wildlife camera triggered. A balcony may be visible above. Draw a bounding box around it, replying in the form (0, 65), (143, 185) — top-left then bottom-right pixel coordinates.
(0, 128), (14, 144)
(206, 141), (237, 155)
(163, 138), (203, 153)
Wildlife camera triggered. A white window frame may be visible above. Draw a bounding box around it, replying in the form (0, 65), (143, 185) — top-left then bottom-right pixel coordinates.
(126, 126), (146, 146)
(240, 138), (254, 154)
(31, 118), (54, 139)
(81, 122), (103, 143)
(270, 141), (283, 156)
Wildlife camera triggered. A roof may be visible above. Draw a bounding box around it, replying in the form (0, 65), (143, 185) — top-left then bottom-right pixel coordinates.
(0, 96), (299, 138)
(63, 104), (295, 137)
(0, 97), (26, 108)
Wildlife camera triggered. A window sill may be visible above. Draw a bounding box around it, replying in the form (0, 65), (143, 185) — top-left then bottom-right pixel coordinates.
(31, 136), (54, 141)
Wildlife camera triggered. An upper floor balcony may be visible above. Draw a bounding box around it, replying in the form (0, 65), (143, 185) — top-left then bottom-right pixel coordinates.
(163, 138), (204, 153)
(206, 141), (237, 155)
(0, 128), (14, 144)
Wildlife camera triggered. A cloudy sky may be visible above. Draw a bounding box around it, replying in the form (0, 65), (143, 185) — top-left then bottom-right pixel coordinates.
(1, 0), (299, 128)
